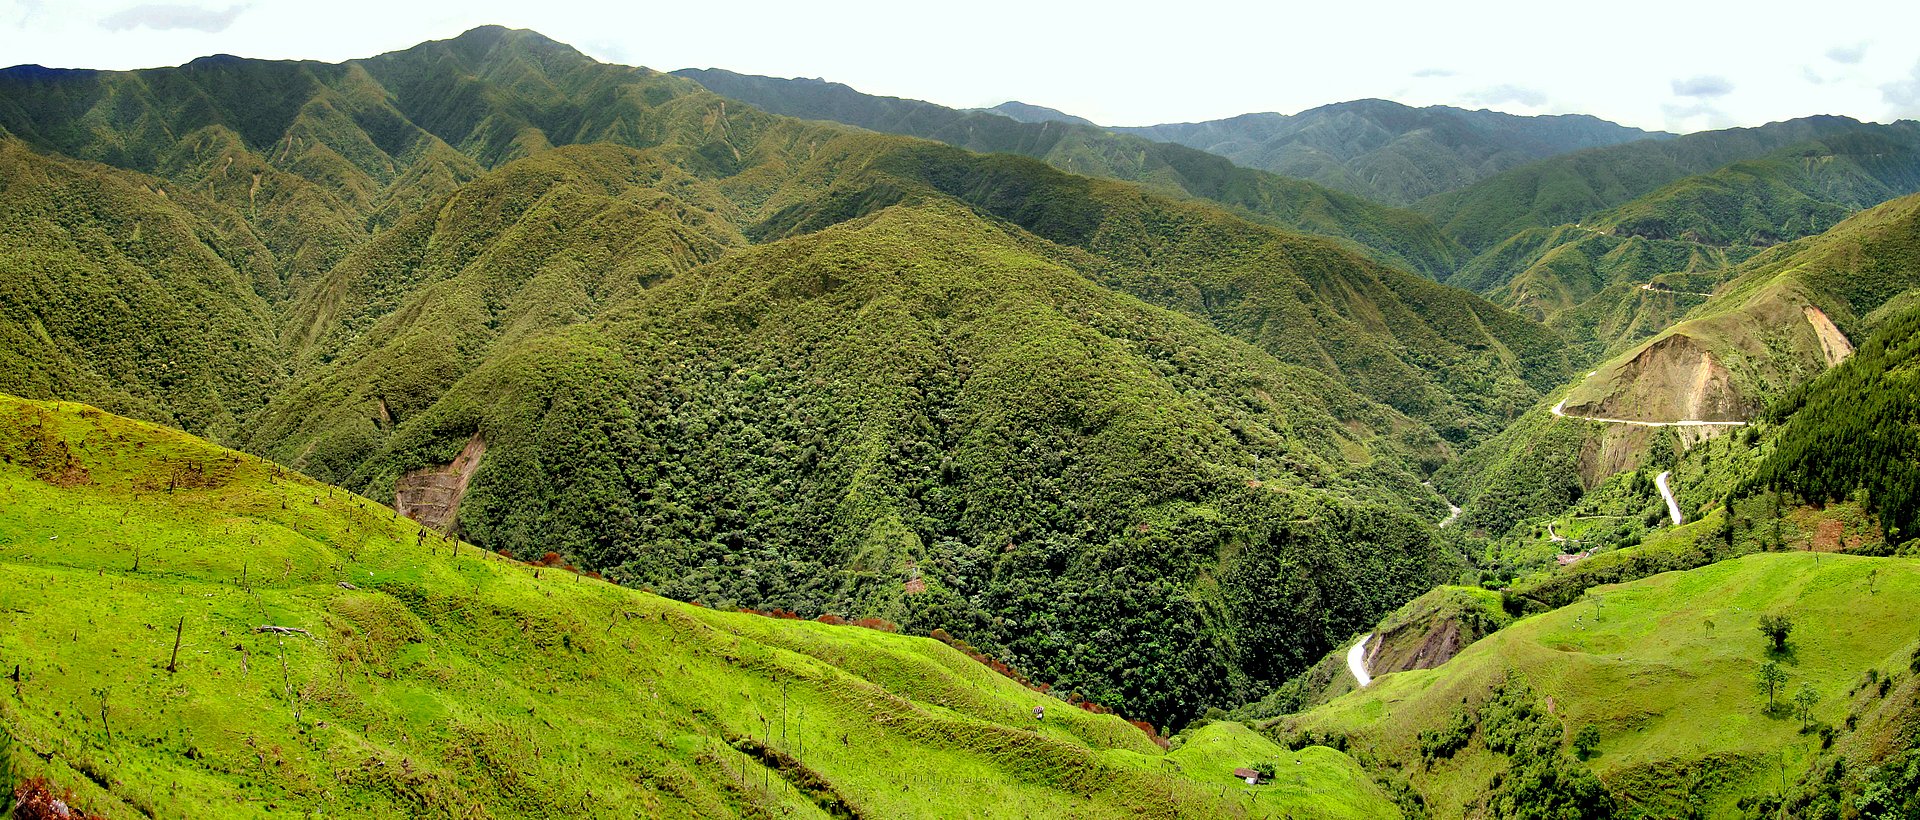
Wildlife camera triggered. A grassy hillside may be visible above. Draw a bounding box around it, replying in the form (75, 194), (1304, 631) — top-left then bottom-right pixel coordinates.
(0, 393), (1402, 818)
(1438, 194), (1920, 540)
(1115, 99), (1664, 205)
(1236, 585), (1512, 719)
(671, 68), (1467, 279)
(1280, 551), (1920, 818)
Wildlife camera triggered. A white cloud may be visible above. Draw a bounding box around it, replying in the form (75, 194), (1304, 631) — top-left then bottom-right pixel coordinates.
(13, 0), (46, 28)
(99, 3), (247, 33)
(1411, 67), (1454, 78)
(1826, 43), (1868, 64)
(1671, 75), (1734, 98)
(1885, 59), (1920, 118)
(1464, 84), (1547, 108)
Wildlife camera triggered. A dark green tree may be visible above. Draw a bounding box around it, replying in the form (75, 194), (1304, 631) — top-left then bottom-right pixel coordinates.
(1758, 613), (1794, 652)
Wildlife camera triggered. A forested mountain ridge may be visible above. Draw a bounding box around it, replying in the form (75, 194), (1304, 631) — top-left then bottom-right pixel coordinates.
(0, 141), (285, 440)
(671, 66), (1468, 279)
(1113, 98), (1667, 205)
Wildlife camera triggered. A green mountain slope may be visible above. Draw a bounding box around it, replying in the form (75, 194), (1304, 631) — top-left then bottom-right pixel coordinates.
(1561, 191), (1920, 425)
(1743, 294), (1920, 544)
(0, 393), (1404, 819)
(0, 141), (282, 439)
(670, 67), (1466, 279)
(1420, 115), (1918, 253)
(1115, 99), (1665, 205)
(246, 189), (1472, 727)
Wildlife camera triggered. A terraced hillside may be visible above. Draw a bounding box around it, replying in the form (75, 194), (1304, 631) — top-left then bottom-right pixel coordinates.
(0, 393), (1402, 818)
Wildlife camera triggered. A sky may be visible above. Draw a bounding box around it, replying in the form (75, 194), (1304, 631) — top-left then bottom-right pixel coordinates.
(4, 0), (1920, 134)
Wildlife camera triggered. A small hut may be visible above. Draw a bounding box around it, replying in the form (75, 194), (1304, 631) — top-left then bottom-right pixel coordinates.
(1233, 767), (1261, 785)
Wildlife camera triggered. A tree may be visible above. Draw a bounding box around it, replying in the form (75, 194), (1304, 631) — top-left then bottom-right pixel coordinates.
(1758, 613), (1794, 652)
(1793, 683), (1819, 731)
(1757, 661), (1787, 710)
(1573, 724), (1602, 760)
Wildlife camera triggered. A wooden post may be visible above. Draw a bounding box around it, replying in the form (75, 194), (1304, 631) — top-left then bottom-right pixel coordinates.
(166, 616), (184, 674)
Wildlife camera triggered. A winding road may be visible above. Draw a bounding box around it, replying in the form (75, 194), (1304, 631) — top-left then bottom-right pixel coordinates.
(1656, 470), (1684, 525)
(1347, 634), (1372, 688)
(1550, 399), (1747, 428)
(1542, 394), (1725, 528)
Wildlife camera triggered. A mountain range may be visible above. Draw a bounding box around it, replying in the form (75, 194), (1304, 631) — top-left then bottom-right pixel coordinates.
(3, 23), (1920, 820)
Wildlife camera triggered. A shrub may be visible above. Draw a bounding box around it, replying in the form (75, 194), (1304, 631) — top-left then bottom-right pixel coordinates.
(1573, 724), (1602, 760)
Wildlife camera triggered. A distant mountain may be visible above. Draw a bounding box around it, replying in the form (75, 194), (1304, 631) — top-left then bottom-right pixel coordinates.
(1418, 115), (1907, 252)
(1447, 123), (1920, 361)
(983, 100), (1094, 126)
(1114, 99), (1665, 205)
(670, 67), (1465, 279)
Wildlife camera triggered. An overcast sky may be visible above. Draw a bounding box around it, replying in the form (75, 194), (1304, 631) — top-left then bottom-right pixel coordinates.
(5, 0), (1919, 133)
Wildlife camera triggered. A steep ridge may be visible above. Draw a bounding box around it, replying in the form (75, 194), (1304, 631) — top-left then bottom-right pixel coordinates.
(1742, 298), (1920, 544)
(671, 67), (1467, 279)
(0, 393), (1401, 819)
(1115, 99), (1665, 205)
(1562, 192), (1920, 425)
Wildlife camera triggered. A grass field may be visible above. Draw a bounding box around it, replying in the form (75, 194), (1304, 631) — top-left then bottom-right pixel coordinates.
(1284, 549), (1920, 817)
(0, 394), (1386, 818)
